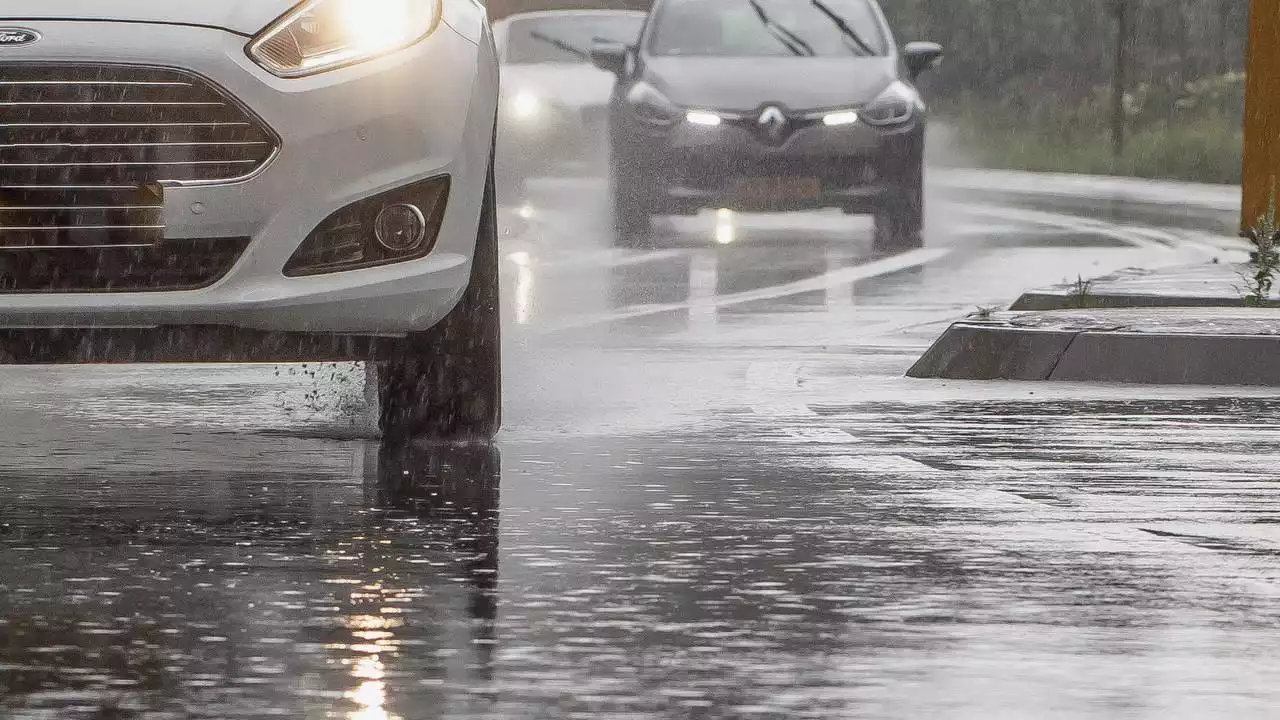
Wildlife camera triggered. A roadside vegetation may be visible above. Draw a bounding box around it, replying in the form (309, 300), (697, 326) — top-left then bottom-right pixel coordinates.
(882, 0), (1249, 184)
(1241, 190), (1280, 306)
(941, 76), (1244, 184)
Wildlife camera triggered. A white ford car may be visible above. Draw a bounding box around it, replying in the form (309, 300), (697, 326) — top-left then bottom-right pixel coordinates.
(0, 0), (501, 439)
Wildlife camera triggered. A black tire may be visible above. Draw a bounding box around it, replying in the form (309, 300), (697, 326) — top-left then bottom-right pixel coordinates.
(873, 156), (925, 252)
(610, 153), (654, 247)
(377, 162), (502, 442)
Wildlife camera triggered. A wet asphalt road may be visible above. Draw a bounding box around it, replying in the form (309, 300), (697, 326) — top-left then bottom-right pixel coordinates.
(4, 173), (1280, 719)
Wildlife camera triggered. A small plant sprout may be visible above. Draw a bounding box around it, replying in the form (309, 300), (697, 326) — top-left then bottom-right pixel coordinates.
(1240, 183), (1280, 307)
(969, 305), (998, 319)
(1068, 275), (1096, 309)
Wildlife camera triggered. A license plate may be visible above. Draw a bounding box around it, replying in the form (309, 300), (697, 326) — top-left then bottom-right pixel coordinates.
(731, 176), (822, 203)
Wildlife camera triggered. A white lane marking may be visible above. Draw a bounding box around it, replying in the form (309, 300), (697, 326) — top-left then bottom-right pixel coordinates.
(824, 246), (857, 312)
(958, 204), (1236, 263)
(958, 205), (1175, 250)
(779, 427), (857, 443)
(540, 247), (951, 333)
(930, 167), (1241, 212)
(688, 251), (719, 334)
(537, 248), (688, 272)
(829, 455), (940, 474)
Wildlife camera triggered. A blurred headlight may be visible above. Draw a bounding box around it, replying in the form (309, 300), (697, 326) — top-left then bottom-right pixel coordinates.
(685, 111), (722, 127)
(249, 0), (438, 78)
(626, 82), (679, 127)
(861, 81), (918, 126)
(821, 110), (859, 127)
(510, 91), (543, 121)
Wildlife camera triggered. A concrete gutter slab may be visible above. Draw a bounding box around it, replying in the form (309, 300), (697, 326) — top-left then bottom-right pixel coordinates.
(909, 308), (1280, 386)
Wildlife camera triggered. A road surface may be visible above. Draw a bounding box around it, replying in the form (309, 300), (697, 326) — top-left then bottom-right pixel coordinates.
(2, 172), (1278, 719)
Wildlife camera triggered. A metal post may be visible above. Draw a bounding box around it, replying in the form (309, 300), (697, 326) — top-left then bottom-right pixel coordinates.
(1243, 0), (1280, 228)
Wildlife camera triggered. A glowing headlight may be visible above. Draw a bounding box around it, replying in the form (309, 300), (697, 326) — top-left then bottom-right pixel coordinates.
(822, 110), (859, 127)
(685, 111), (723, 127)
(511, 91), (542, 121)
(248, 0), (439, 78)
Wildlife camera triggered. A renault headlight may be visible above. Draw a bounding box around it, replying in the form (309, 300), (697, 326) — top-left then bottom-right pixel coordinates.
(861, 81), (919, 126)
(626, 82), (679, 127)
(248, 0), (439, 78)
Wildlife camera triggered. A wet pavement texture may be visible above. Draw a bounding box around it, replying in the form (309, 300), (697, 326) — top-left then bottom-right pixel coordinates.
(4, 174), (1280, 719)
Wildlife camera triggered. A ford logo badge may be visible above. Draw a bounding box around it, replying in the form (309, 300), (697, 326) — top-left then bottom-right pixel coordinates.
(0, 28), (41, 46)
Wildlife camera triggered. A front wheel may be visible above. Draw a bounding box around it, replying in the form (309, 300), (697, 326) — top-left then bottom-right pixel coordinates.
(873, 179), (923, 252)
(377, 162), (502, 442)
(873, 148), (925, 252)
(610, 154), (654, 247)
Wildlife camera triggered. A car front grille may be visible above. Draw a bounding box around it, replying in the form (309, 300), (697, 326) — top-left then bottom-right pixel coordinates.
(0, 63), (278, 292)
(0, 238), (251, 293)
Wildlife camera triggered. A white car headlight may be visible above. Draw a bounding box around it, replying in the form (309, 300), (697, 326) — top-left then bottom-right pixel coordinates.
(861, 81), (920, 126)
(821, 110), (859, 127)
(685, 110), (723, 127)
(248, 0), (439, 78)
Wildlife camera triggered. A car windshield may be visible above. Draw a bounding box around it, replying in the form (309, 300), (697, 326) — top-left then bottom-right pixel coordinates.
(506, 15), (646, 64)
(649, 0), (887, 57)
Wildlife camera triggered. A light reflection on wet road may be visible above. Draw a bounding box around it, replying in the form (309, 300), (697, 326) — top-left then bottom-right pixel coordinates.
(3, 176), (1280, 718)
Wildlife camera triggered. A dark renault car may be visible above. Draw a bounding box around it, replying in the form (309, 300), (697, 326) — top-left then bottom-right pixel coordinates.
(591, 0), (942, 249)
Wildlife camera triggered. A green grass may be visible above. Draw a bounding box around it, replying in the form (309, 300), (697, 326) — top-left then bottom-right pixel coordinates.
(949, 114), (1243, 185)
(941, 77), (1245, 185)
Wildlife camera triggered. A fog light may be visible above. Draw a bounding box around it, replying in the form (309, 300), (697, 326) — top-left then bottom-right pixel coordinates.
(375, 203), (427, 251)
(285, 175), (450, 277)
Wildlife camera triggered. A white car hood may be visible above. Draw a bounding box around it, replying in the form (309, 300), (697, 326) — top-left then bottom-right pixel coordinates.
(502, 63), (618, 111)
(0, 1), (295, 36)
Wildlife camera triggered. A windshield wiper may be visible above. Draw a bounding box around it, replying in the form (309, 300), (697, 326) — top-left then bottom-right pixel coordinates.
(747, 0), (814, 57)
(809, 0), (877, 56)
(528, 29), (591, 61)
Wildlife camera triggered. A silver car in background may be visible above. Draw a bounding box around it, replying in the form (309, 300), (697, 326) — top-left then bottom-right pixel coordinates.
(494, 10), (646, 197)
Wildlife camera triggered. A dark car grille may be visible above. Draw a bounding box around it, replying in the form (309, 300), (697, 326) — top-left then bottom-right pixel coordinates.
(0, 238), (252, 293)
(0, 63), (278, 292)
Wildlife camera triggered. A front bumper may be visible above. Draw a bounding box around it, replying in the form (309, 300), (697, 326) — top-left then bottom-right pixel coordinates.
(617, 114), (923, 213)
(0, 19), (497, 335)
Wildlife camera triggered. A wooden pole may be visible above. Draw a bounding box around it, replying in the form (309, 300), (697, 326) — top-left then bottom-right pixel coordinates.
(1243, 0), (1280, 228)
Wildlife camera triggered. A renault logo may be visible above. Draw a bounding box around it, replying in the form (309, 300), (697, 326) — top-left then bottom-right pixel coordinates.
(757, 105), (788, 142)
(0, 28), (41, 46)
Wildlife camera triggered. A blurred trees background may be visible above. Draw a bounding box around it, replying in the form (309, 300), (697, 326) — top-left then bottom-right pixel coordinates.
(880, 0), (1250, 181)
(490, 0), (1252, 182)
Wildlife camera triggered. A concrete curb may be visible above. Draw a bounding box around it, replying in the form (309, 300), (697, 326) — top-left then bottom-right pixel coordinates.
(909, 320), (1280, 386)
(905, 325), (1078, 380)
(1008, 292), (1274, 311)
(1007, 264), (1280, 312)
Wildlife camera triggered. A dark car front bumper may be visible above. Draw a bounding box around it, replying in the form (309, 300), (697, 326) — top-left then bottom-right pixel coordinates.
(614, 114), (924, 214)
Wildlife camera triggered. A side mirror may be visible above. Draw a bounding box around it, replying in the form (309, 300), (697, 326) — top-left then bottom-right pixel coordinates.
(590, 41), (629, 76)
(902, 41), (943, 79)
